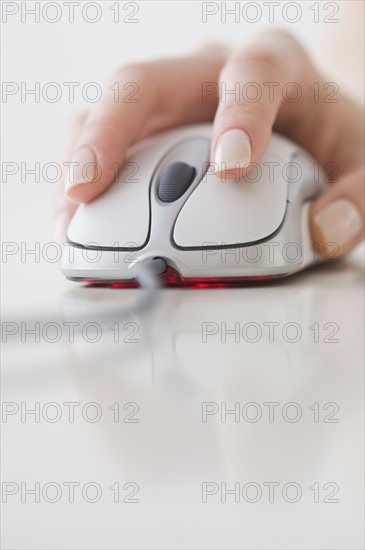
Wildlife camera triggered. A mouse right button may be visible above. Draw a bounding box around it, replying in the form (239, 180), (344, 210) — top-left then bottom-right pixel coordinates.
(173, 150), (289, 248)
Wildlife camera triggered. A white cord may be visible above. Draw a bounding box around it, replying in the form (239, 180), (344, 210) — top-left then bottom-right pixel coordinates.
(133, 257), (167, 290)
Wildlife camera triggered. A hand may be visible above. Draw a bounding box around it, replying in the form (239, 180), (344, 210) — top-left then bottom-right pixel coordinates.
(56, 31), (364, 258)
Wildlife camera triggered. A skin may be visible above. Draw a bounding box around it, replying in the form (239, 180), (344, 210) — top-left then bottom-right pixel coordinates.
(57, 31), (364, 258)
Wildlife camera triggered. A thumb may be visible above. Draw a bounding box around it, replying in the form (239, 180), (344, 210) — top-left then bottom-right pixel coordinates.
(310, 166), (364, 259)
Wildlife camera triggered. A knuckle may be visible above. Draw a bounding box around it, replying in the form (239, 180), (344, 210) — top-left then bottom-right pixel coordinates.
(84, 117), (122, 143)
(216, 100), (271, 135)
(229, 48), (282, 72)
(111, 62), (151, 86)
(224, 30), (308, 80)
(109, 62), (155, 106)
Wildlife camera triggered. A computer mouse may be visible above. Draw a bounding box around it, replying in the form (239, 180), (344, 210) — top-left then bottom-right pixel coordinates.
(61, 123), (326, 286)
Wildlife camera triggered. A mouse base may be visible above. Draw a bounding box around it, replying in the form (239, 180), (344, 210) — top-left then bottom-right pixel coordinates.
(67, 265), (285, 288)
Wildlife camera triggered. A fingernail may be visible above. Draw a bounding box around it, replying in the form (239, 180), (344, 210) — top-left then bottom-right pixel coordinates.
(65, 147), (96, 193)
(213, 129), (251, 174)
(313, 199), (362, 251)
(54, 211), (72, 245)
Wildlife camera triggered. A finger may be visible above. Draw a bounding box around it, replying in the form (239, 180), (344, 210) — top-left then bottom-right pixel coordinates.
(54, 112), (88, 243)
(66, 51), (227, 204)
(210, 31), (311, 179)
(310, 165), (365, 258)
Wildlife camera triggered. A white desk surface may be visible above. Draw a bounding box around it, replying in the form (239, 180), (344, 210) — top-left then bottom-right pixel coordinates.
(2, 249), (364, 549)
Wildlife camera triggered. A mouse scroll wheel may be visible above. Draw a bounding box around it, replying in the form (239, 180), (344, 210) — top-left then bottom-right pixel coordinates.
(157, 161), (196, 203)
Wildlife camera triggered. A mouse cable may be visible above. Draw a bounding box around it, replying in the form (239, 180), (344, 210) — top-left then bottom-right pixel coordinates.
(133, 257), (167, 291)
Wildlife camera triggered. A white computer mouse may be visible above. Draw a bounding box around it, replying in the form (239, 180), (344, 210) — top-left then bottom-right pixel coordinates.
(61, 124), (325, 285)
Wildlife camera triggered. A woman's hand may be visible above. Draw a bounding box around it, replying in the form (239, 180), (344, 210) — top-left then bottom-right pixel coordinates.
(56, 31), (364, 258)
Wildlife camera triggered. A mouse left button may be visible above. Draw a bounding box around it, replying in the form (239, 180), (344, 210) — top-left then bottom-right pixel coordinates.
(67, 153), (153, 249)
